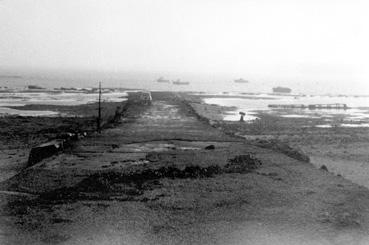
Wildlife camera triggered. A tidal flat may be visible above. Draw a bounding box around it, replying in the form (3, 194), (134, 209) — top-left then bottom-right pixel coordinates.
(191, 94), (369, 189)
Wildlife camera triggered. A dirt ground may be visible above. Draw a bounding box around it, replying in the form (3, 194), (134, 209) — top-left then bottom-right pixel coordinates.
(2, 92), (369, 244)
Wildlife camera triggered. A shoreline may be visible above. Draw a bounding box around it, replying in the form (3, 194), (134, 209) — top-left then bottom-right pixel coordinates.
(2, 91), (369, 244)
(189, 95), (369, 189)
(2, 91), (369, 187)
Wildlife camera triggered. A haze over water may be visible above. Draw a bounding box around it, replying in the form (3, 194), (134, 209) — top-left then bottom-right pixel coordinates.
(1, 69), (369, 95)
(1, 0), (369, 95)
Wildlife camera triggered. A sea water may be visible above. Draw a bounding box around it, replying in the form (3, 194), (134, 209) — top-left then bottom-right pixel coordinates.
(0, 91), (128, 116)
(1, 71), (369, 119)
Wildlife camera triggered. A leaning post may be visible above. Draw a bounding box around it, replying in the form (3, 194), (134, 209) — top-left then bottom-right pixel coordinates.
(97, 82), (102, 133)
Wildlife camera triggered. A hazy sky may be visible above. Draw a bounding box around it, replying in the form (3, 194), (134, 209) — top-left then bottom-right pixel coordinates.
(1, 0), (369, 93)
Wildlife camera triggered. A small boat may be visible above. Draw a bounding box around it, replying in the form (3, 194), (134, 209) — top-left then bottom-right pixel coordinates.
(156, 77), (170, 83)
(273, 86), (292, 93)
(27, 85), (45, 90)
(172, 79), (190, 85)
(234, 78), (249, 83)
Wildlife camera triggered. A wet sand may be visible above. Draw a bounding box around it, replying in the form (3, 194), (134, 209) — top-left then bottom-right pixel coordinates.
(191, 98), (369, 189)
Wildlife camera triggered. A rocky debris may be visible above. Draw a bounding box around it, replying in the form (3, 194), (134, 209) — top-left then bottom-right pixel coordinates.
(23, 152), (263, 202)
(224, 154), (262, 173)
(23, 149), (263, 201)
(37, 165), (222, 201)
(205, 145), (215, 150)
(255, 139), (310, 163)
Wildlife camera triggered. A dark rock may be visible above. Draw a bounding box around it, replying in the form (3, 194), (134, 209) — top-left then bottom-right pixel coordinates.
(205, 145), (215, 150)
(320, 165), (328, 171)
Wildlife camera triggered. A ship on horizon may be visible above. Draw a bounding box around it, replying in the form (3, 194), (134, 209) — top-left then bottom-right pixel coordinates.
(156, 77), (170, 83)
(234, 78), (249, 83)
(273, 86), (292, 93)
(172, 79), (190, 85)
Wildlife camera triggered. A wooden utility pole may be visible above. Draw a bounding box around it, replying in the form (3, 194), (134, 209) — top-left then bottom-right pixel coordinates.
(97, 82), (102, 133)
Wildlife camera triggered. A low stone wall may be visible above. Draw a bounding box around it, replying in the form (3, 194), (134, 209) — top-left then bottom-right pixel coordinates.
(28, 140), (65, 167)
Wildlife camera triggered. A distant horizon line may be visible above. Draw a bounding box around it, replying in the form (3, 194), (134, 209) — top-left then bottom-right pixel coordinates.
(1, 66), (368, 96)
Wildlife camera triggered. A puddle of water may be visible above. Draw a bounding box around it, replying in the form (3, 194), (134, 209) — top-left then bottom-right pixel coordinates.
(315, 125), (333, 128)
(203, 94), (369, 122)
(282, 114), (313, 118)
(223, 113), (258, 121)
(315, 123), (369, 128)
(340, 123), (369, 128)
(0, 107), (60, 117)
